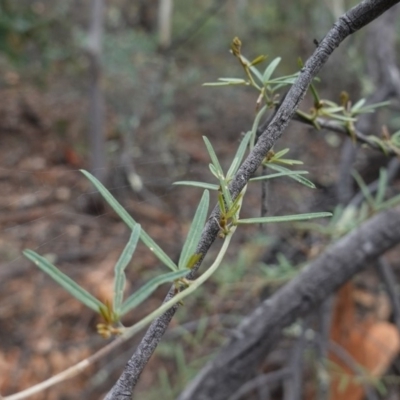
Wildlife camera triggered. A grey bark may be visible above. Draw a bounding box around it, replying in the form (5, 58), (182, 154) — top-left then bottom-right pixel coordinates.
(178, 205), (400, 400)
(104, 1), (400, 398)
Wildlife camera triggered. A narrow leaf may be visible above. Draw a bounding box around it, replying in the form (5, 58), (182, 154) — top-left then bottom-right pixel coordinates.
(218, 78), (247, 83)
(203, 137), (224, 178)
(237, 212), (332, 224)
(267, 164), (315, 188)
(178, 190), (209, 269)
(263, 57), (281, 83)
(273, 148), (290, 159)
(321, 106), (344, 113)
(274, 159), (304, 165)
(23, 249), (104, 313)
(81, 170), (178, 272)
(250, 105), (268, 148)
(203, 82), (243, 87)
(375, 168), (388, 205)
(120, 270), (188, 316)
(250, 170), (309, 182)
(209, 163), (219, 179)
(226, 131), (252, 179)
(352, 170), (375, 208)
(173, 181), (219, 190)
(351, 98), (366, 112)
(113, 224), (141, 316)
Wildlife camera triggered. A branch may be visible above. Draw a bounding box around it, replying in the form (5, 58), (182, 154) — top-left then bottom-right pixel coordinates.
(178, 205), (400, 399)
(293, 113), (397, 154)
(105, 1), (400, 398)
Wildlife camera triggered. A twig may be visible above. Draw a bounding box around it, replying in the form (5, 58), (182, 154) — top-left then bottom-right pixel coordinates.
(376, 258), (400, 331)
(227, 368), (290, 400)
(283, 319), (309, 400)
(328, 341), (379, 400)
(106, 1), (400, 398)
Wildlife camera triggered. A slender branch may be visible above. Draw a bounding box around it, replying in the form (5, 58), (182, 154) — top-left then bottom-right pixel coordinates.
(283, 319), (308, 400)
(328, 341), (379, 400)
(105, 1), (400, 398)
(376, 258), (400, 331)
(178, 205), (400, 399)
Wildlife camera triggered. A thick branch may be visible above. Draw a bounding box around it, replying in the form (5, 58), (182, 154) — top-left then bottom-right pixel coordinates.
(104, 1), (400, 398)
(178, 206), (400, 400)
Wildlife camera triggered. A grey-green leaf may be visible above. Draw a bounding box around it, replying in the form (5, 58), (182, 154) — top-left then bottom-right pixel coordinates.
(120, 269), (189, 316)
(81, 170), (178, 272)
(263, 57), (281, 83)
(226, 131), (252, 179)
(250, 170), (309, 182)
(23, 249), (104, 313)
(267, 164), (315, 188)
(113, 224), (141, 316)
(237, 212), (332, 224)
(178, 190), (209, 269)
(173, 181), (219, 190)
(203, 137), (224, 178)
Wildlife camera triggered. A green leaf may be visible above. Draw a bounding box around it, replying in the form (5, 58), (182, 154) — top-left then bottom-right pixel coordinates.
(203, 82), (243, 87)
(23, 249), (104, 313)
(351, 170), (375, 208)
(375, 168), (388, 205)
(267, 164), (315, 188)
(173, 181), (219, 191)
(208, 163), (219, 179)
(237, 212), (332, 224)
(376, 193), (400, 211)
(273, 148), (290, 159)
(203, 136), (232, 207)
(203, 137), (224, 178)
(250, 105), (268, 148)
(178, 190), (209, 269)
(263, 57), (281, 83)
(218, 78), (248, 83)
(81, 170), (178, 272)
(113, 224), (141, 316)
(321, 106), (344, 114)
(250, 170), (309, 182)
(353, 101), (390, 114)
(274, 159), (304, 165)
(120, 269), (188, 316)
(351, 98), (366, 112)
(328, 114), (357, 122)
(226, 131), (252, 179)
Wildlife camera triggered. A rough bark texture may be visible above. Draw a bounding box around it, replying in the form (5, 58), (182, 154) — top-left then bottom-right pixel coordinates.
(178, 206), (400, 400)
(104, 1), (400, 398)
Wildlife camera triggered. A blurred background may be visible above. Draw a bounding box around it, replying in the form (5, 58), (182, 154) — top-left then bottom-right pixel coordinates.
(1, 0), (399, 399)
